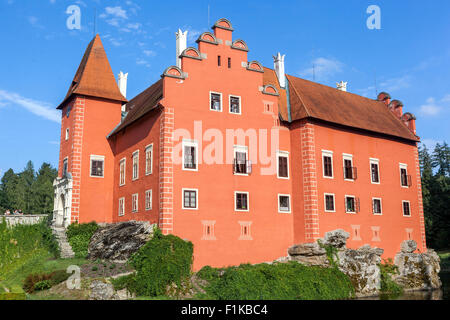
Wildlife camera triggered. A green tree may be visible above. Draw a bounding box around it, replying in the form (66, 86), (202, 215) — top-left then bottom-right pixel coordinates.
(31, 163), (57, 215)
(0, 169), (20, 211)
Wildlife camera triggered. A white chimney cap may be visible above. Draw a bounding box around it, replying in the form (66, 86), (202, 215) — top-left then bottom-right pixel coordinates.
(273, 53), (286, 88)
(336, 81), (348, 92)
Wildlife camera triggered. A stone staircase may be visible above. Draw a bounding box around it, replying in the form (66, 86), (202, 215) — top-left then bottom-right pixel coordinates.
(51, 225), (75, 259)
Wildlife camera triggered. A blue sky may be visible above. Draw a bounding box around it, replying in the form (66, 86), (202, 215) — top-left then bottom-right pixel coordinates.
(0, 0), (449, 175)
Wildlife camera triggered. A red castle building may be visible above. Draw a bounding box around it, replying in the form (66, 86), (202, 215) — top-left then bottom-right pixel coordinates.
(53, 18), (426, 270)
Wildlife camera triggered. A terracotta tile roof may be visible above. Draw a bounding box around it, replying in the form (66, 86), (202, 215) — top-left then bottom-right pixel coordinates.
(108, 79), (163, 138)
(263, 68), (419, 142)
(57, 34), (127, 109)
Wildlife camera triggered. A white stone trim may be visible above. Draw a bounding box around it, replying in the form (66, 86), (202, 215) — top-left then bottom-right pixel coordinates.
(182, 188), (198, 210)
(234, 191), (250, 212)
(278, 194), (291, 213)
(324, 193), (336, 213)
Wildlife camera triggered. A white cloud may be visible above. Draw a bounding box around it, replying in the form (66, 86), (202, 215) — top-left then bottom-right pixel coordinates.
(420, 138), (444, 151)
(418, 95), (450, 117)
(358, 75), (412, 98)
(143, 50), (156, 57)
(299, 57), (344, 81)
(441, 94), (450, 103)
(104, 6), (128, 19)
(0, 89), (60, 123)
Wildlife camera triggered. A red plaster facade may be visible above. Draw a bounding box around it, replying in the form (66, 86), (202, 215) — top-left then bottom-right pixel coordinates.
(54, 18), (426, 270)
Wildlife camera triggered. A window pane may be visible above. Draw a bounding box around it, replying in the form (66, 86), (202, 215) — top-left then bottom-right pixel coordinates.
(279, 157), (288, 177)
(280, 196), (290, 211)
(230, 96), (240, 113)
(323, 156), (332, 177)
(211, 93), (221, 110)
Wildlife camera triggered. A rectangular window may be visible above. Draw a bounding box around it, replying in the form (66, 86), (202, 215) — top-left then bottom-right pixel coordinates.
(278, 194), (291, 213)
(235, 192), (249, 212)
(182, 189), (198, 210)
(400, 164), (411, 187)
(345, 196), (359, 214)
(233, 146), (250, 175)
(324, 194), (335, 212)
(218, 55), (221, 66)
(119, 158), (126, 186)
(228, 57), (231, 68)
(65, 128), (69, 141)
(343, 154), (356, 180)
(90, 155), (105, 178)
(277, 151), (289, 179)
(183, 140), (198, 171)
(145, 144), (153, 175)
(145, 190), (152, 211)
(229, 95), (241, 114)
(119, 197), (125, 217)
(210, 92), (222, 111)
(63, 158), (68, 177)
(370, 159), (380, 184)
(132, 151), (139, 180)
(132, 193), (138, 213)
(322, 151), (333, 178)
(372, 198), (382, 215)
(403, 201), (411, 217)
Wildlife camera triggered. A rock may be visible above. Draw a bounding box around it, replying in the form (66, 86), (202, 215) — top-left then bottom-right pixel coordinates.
(400, 240), (417, 253)
(89, 281), (116, 300)
(288, 242), (328, 266)
(393, 242), (441, 290)
(323, 229), (350, 249)
(88, 221), (156, 262)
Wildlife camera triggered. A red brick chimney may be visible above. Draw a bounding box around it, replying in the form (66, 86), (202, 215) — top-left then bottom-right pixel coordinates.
(388, 100), (403, 118)
(401, 112), (417, 135)
(377, 92), (391, 107)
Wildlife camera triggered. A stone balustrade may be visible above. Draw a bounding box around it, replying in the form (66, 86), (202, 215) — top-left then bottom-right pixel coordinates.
(0, 214), (48, 227)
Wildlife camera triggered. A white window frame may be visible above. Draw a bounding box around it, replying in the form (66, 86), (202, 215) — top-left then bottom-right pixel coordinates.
(372, 197), (383, 216)
(145, 189), (152, 211)
(345, 195), (357, 214)
(343, 153), (354, 181)
(324, 193), (336, 213)
(182, 188), (199, 210)
(65, 128), (69, 141)
(322, 150), (334, 179)
(229, 95), (242, 115)
(118, 197), (125, 217)
(182, 139), (199, 172)
(234, 191), (250, 212)
(89, 155), (105, 178)
(234, 145), (249, 176)
(132, 150), (139, 181)
(119, 158), (126, 186)
(399, 163), (409, 188)
(370, 158), (380, 184)
(145, 144), (153, 176)
(132, 193), (139, 213)
(402, 200), (411, 217)
(278, 194), (292, 213)
(209, 91), (223, 112)
(277, 151), (290, 180)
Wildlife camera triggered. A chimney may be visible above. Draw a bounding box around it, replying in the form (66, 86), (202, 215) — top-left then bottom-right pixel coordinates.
(336, 81), (348, 92)
(389, 100), (404, 118)
(377, 92), (391, 107)
(273, 53), (286, 88)
(176, 29), (188, 68)
(118, 71), (128, 98)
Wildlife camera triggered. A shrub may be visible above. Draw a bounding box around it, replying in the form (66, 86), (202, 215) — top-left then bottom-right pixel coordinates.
(197, 266), (222, 282)
(379, 258), (403, 297)
(34, 280), (52, 291)
(127, 228), (193, 297)
(23, 270), (70, 293)
(66, 222), (99, 258)
(198, 262), (355, 300)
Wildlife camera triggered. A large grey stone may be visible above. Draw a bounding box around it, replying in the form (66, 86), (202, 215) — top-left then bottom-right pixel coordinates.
(88, 221), (156, 262)
(323, 229), (350, 249)
(400, 240), (417, 253)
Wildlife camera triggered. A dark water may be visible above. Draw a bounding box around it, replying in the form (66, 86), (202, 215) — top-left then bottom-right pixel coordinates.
(358, 271), (450, 300)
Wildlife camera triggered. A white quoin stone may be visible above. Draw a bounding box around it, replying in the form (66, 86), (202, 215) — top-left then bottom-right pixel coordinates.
(176, 29), (188, 68)
(118, 71), (128, 98)
(336, 81), (348, 92)
(273, 53), (286, 88)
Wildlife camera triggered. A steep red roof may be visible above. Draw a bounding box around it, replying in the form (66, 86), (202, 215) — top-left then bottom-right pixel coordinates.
(57, 34), (127, 109)
(263, 68), (419, 142)
(108, 79), (163, 138)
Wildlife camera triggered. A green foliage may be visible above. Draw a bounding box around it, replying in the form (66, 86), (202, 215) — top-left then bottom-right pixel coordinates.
(111, 273), (137, 293)
(379, 258), (403, 297)
(317, 240), (339, 268)
(126, 228), (194, 297)
(419, 143), (450, 250)
(197, 262), (354, 300)
(66, 222), (99, 258)
(197, 266), (223, 282)
(23, 270), (71, 294)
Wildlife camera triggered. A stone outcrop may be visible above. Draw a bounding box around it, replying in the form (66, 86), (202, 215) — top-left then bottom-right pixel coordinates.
(393, 245), (441, 291)
(88, 221), (156, 262)
(285, 230), (441, 297)
(89, 280), (135, 300)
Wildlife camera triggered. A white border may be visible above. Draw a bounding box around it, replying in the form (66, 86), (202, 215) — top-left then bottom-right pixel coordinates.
(399, 163), (409, 188)
(145, 189), (152, 211)
(182, 139), (199, 171)
(145, 144), (153, 176)
(343, 153), (354, 181)
(278, 194), (291, 213)
(229, 95), (242, 115)
(402, 200), (411, 217)
(65, 128), (69, 141)
(370, 158), (380, 184)
(324, 193), (336, 213)
(182, 188), (199, 210)
(132, 193), (139, 213)
(118, 197), (125, 216)
(234, 191), (250, 212)
(209, 91), (223, 112)
(119, 158), (126, 186)
(345, 195), (357, 214)
(132, 150), (139, 181)
(234, 145), (249, 176)
(372, 197), (383, 215)
(277, 151), (290, 179)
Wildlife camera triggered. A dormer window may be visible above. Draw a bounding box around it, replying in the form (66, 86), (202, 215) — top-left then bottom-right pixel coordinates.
(210, 92), (222, 112)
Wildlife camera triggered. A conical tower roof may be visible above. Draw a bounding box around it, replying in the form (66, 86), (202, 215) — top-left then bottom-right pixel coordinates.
(57, 34), (127, 109)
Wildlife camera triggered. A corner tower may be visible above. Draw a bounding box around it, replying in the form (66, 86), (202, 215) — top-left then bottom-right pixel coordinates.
(53, 34), (127, 227)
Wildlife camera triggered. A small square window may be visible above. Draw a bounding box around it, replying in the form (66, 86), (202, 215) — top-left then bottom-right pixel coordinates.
(235, 192), (249, 211)
(90, 155), (105, 178)
(324, 194), (335, 212)
(372, 198), (382, 215)
(278, 195), (291, 213)
(210, 92), (222, 111)
(183, 189), (198, 210)
(230, 96), (241, 114)
(278, 152), (289, 179)
(346, 196), (358, 214)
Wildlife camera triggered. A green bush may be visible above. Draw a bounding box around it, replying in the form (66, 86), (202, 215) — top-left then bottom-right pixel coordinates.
(127, 228), (193, 297)
(34, 280), (52, 291)
(66, 222), (99, 258)
(23, 270), (70, 293)
(198, 262), (355, 300)
(197, 266), (222, 282)
(379, 258), (403, 298)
